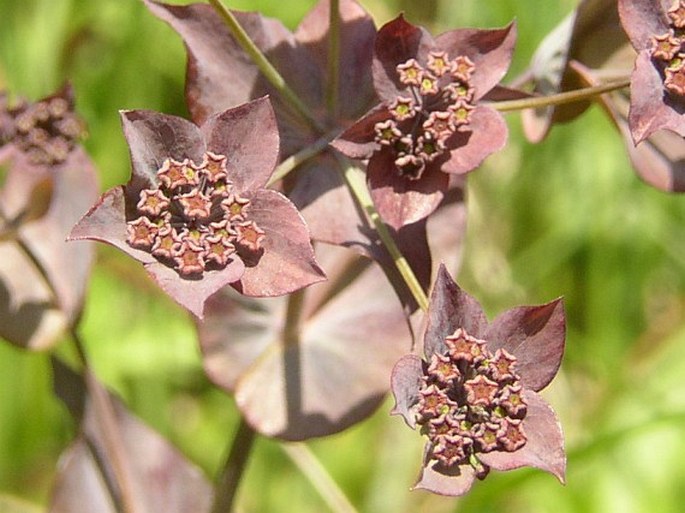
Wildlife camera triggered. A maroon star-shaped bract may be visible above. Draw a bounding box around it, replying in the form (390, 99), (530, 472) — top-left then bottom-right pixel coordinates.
(390, 265), (566, 496)
(619, 0), (685, 143)
(332, 15), (515, 229)
(69, 97), (325, 319)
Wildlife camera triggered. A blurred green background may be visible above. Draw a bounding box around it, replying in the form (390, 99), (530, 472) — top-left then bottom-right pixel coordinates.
(1, 0), (685, 511)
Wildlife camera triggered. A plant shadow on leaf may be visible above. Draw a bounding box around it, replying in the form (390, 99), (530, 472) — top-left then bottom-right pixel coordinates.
(199, 243), (412, 441)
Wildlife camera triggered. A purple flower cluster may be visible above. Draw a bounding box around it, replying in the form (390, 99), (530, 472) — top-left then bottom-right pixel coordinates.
(391, 266), (565, 495)
(649, 1), (685, 95)
(619, 0), (685, 144)
(126, 151), (265, 277)
(374, 51), (476, 180)
(416, 327), (527, 477)
(70, 98), (325, 318)
(0, 88), (85, 165)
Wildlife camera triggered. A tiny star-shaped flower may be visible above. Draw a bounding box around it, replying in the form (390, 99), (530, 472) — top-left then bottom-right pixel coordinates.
(464, 374), (499, 406)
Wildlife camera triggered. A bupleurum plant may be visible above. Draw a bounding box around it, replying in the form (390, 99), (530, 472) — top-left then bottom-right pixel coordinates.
(3, 0), (685, 510)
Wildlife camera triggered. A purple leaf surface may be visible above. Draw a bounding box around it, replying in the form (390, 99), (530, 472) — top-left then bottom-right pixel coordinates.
(0, 148), (97, 349)
(49, 361), (213, 512)
(199, 244), (411, 440)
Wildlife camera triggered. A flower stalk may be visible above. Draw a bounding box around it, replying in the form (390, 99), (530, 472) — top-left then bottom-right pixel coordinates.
(326, 0), (341, 119)
(207, 0), (326, 133)
(491, 78), (631, 112)
(281, 443), (359, 513)
(72, 330), (146, 513)
(211, 418), (257, 513)
(337, 156), (429, 311)
(268, 129), (341, 186)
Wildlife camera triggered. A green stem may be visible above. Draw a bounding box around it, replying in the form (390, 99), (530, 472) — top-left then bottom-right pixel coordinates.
(336, 157), (429, 311)
(207, 0), (325, 133)
(281, 443), (359, 513)
(491, 78), (631, 113)
(267, 129), (340, 187)
(211, 418), (257, 513)
(326, 0), (340, 119)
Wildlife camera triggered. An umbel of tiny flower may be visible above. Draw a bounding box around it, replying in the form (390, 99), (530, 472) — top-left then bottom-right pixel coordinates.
(69, 97), (325, 318)
(333, 15), (515, 229)
(619, 0), (685, 143)
(0, 84), (86, 166)
(126, 152), (265, 277)
(391, 265), (566, 496)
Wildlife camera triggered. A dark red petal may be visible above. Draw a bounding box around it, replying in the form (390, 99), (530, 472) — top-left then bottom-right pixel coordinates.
(485, 299), (565, 392)
(330, 104), (390, 159)
(372, 14), (435, 102)
(285, 152), (362, 244)
(618, 0), (671, 52)
(390, 353), (424, 428)
(623, 118), (685, 191)
(435, 22), (517, 100)
(143, 0), (323, 126)
(143, 0), (257, 123)
(231, 189), (325, 297)
(441, 105), (508, 174)
(480, 390), (566, 483)
(120, 109), (205, 185)
(628, 51), (685, 144)
(285, 154), (435, 316)
(202, 97), (279, 192)
(367, 150), (448, 230)
(425, 183), (467, 277)
(424, 265), (488, 359)
(414, 447), (477, 496)
(69, 187), (156, 265)
(144, 257), (246, 319)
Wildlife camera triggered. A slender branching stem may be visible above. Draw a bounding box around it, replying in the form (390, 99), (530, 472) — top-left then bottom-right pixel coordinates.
(0, 205), (55, 301)
(1, 201), (144, 513)
(281, 443), (360, 513)
(268, 129), (340, 186)
(326, 0), (341, 119)
(207, 0), (325, 133)
(491, 79), (631, 112)
(211, 418), (257, 513)
(72, 330), (146, 513)
(336, 157), (429, 312)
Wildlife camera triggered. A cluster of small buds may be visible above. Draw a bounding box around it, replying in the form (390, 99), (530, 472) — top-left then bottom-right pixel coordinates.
(126, 151), (266, 277)
(0, 94), (85, 165)
(373, 50), (476, 180)
(650, 0), (685, 97)
(416, 328), (527, 478)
